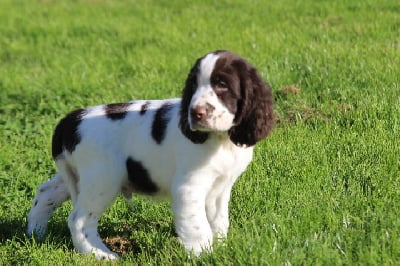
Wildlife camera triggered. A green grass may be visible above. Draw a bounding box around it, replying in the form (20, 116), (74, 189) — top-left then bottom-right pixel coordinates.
(1, 0), (399, 264)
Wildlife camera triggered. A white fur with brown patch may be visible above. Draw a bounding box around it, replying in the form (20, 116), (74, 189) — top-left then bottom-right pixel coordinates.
(27, 50), (274, 260)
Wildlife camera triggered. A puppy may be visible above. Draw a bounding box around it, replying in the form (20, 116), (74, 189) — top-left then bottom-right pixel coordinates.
(27, 50), (274, 259)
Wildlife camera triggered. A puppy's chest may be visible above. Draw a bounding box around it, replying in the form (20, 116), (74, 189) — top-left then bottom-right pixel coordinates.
(209, 144), (254, 178)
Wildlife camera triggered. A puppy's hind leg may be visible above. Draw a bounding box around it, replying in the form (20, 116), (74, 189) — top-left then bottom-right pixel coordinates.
(27, 173), (70, 238)
(68, 167), (123, 260)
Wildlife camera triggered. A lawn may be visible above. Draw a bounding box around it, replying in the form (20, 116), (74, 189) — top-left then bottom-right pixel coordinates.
(0, 0), (399, 264)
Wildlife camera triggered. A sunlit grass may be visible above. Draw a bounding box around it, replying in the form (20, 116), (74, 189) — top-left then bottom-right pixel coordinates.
(0, 0), (399, 264)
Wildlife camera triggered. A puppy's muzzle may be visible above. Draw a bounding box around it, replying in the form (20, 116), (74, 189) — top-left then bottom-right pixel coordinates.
(190, 103), (215, 123)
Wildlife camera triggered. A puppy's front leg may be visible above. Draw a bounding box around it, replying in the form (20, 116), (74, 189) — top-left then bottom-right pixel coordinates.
(172, 178), (214, 256)
(206, 180), (234, 240)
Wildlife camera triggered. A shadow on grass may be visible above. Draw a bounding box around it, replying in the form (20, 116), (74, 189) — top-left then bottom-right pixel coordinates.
(0, 217), (27, 242)
(0, 212), (176, 258)
(0, 216), (72, 247)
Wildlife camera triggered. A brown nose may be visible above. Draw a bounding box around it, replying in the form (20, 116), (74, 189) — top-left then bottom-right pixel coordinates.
(190, 105), (207, 121)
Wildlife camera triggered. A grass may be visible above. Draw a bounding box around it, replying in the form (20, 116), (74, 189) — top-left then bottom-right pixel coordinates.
(0, 0), (399, 264)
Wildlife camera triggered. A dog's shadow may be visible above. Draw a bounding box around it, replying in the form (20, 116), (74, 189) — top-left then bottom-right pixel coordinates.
(0, 217), (28, 242)
(0, 201), (177, 258)
(0, 214), (73, 249)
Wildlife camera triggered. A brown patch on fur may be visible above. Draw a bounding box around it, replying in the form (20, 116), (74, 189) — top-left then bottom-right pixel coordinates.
(213, 51), (274, 146)
(52, 108), (86, 158)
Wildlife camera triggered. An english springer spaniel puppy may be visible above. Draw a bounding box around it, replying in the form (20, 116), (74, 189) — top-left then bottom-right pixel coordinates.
(27, 50), (274, 259)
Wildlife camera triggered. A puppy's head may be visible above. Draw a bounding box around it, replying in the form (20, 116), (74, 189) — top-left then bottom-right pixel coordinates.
(179, 50), (274, 146)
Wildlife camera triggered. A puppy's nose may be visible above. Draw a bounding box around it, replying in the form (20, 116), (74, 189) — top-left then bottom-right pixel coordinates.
(191, 105), (207, 121)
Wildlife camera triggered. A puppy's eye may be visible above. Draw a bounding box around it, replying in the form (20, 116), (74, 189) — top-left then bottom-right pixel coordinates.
(217, 81), (227, 88)
(214, 80), (229, 92)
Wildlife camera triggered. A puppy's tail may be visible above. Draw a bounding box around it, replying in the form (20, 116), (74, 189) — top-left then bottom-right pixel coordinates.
(27, 173), (70, 239)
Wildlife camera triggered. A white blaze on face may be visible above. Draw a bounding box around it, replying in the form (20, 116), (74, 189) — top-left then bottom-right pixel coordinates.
(198, 52), (220, 86)
(189, 52), (236, 132)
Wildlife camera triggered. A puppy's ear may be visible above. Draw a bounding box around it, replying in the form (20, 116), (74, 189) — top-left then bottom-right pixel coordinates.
(228, 61), (274, 146)
(179, 57), (209, 144)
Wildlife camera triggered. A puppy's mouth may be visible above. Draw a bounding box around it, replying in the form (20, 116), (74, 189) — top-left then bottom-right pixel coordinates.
(188, 107), (212, 131)
(188, 104), (235, 132)
(189, 119), (211, 132)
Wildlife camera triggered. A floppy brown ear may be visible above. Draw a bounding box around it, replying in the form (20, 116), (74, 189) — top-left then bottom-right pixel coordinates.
(228, 62), (274, 147)
(179, 57), (209, 144)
